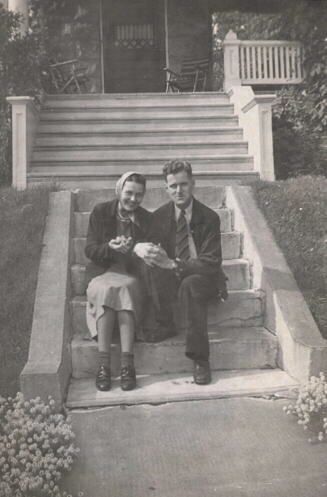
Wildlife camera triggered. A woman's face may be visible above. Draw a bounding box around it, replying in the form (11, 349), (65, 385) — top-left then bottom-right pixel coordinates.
(119, 180), (145, 212)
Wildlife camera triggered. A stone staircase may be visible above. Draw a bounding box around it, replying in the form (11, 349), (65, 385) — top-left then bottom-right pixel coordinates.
(29, 92), (259, 188)
(65, 185), (288, 408)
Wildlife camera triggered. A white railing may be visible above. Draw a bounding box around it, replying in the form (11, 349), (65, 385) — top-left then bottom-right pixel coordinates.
(239, 40), (304, 84)
(223, 30), (304, 89)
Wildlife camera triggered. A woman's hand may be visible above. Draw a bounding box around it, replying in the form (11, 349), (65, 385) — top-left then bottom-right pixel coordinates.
(108, 236), (133, 254)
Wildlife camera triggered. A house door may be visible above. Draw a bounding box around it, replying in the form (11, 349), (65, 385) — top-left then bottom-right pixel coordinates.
(103, 0), (166, 93)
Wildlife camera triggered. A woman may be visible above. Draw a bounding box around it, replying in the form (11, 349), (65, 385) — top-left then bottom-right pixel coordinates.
(85, 172), (151, 392)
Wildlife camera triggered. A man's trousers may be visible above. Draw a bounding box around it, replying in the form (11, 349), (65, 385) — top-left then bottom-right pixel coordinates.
(141, 264), (218, 362)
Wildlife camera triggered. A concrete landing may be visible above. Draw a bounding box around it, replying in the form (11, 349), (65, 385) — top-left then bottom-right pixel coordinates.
(63, 395), (327, 497)
(66, 369), (297, 408)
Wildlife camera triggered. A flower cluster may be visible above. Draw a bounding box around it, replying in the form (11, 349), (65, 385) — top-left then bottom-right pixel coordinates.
(0, 392), (80, 497)
(284, 372), (327, 443)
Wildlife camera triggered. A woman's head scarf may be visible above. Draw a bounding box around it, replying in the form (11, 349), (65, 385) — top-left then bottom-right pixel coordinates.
(115, 171), (146, 199)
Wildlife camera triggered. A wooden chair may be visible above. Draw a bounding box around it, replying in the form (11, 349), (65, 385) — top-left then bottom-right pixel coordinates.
(164, 57), (209, 93)
(49, 59), (88, 94)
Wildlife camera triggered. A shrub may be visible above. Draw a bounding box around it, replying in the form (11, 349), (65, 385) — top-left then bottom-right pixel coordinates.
(284, 373), (327, 443)
(0, 392), (80, 497)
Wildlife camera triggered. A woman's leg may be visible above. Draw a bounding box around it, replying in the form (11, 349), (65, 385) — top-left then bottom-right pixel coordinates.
(96, 306), (115, 391)
(117, 310), (136, 390)
(118, 310), (135, 354)
(97, 306), (115, 359)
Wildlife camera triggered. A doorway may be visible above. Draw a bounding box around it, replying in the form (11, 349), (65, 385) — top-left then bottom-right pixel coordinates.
(102, 0), (166, 92)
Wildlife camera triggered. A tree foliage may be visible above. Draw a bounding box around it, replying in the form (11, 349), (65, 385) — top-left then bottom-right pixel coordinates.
(0, 4), (49, 185)
(213, 0), (327, 179)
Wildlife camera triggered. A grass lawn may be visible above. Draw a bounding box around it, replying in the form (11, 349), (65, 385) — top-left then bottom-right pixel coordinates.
(252, 175), (327, 338)
(0, 185), (52, 397)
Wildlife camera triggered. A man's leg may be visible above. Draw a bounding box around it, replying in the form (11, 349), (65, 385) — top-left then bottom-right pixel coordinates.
(178, 274), (217, 384)
(140, 263), (178, 342)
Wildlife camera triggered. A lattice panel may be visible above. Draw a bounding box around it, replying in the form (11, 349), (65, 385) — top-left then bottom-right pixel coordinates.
(114, 24), (154, 49)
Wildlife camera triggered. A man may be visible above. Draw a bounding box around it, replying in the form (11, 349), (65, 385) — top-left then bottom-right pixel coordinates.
(134, 160), (227, 385)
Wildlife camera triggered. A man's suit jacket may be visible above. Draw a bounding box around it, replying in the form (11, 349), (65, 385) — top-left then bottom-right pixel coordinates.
(148, 197), (227, 289)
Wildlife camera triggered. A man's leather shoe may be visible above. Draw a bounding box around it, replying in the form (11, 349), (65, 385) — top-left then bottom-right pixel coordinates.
(193, 361), (211, 385)
(120, 365), (136, 391)
(95, 365), (111, 391)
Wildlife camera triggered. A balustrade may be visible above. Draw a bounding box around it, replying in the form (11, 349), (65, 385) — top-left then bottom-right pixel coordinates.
(223, 30), (304, 90)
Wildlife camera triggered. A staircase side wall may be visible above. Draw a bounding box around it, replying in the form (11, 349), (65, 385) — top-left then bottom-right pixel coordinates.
(226, 185), (327, 382)
(20, 191), (73, 407)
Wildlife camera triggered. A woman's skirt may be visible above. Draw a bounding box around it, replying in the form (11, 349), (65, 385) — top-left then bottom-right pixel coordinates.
(86, 266), (143, 338)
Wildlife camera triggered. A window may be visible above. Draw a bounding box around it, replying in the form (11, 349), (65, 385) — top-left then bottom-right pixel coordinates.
(114, 24), (154, 49)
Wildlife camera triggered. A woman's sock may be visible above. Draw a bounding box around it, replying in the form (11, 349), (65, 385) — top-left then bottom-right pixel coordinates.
(121, 352), (134, 368)
(98, 351), (110, 368)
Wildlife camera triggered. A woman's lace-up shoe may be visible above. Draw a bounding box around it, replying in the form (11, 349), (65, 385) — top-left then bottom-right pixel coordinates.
(120, 365), (136, 391)
(95, 365), (111, 391)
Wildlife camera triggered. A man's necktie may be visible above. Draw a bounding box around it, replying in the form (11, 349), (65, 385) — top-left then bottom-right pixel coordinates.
(176, 209), (190, 261)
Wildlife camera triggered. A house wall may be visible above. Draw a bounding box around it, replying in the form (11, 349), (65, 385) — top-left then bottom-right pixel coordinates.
(167, 0), (211, 73)
(46, 2), (102, 93)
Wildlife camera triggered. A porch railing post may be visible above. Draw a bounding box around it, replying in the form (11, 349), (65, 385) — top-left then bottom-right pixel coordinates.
(228, 86), (276, 181)
(223, 30), (241, 91)
(7, 96), (40, 190)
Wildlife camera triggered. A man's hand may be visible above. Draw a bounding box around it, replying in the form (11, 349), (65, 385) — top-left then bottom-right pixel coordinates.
(133, 242), (162, 266)
(217, 288), (228, 302)
(151, 246), (176, 270)
(109, 236), (133, 254)
(133, 243), (176, 269)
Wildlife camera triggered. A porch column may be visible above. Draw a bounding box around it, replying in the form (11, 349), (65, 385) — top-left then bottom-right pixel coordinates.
(8, 0), (29, 35)
(223, 30), (241, 90)
(7, 96), (40, 190)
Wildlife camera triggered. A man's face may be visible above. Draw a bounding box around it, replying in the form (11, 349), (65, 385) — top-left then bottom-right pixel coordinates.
(120, 181), (145, 212)
(165, 171), (194, 209)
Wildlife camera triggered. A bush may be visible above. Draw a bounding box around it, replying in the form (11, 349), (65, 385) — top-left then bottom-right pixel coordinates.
(284, 373), (327, 443)
(0, 392), (80, 497)
(252, 176), (327, 337)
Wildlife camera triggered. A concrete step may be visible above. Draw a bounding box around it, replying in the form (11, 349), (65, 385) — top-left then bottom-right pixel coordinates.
(40, 106), (235, 121)
(45, 92), (230, 108)
(71, 258), (251, 297)
(72, 232), (242, 265)
(74, 186), (227, 212)
(71, 289), (264, 338)
(35, 133), (247, 147)
(29, 156), (254, 174)
(36, 128), (243, 144)
(66, 369), (297, 408)
(28, 172), (260, 189)
(74, 208), (233, 235)
(71, 327), (277, 379)
(38, 116), (239, 132)
(32, 146), (250, 161)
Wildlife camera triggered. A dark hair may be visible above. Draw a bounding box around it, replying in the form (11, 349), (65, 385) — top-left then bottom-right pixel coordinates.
(125, 173), (146, 189)
(162, 160), (193, 181)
